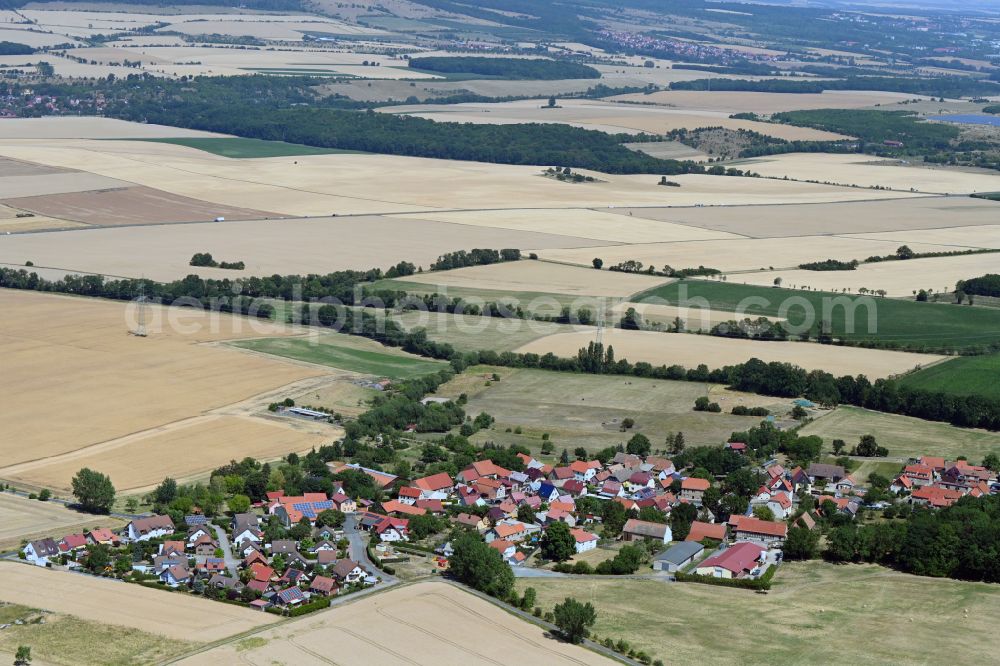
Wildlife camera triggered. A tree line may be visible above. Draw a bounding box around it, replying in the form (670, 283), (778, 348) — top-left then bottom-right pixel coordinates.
(7, 265), (1000, 431)
(672, 76), (1000, 98)
(823, 495), (1000, 583)
(408, 56), (601, 80)
(957, 274), (1000, 298)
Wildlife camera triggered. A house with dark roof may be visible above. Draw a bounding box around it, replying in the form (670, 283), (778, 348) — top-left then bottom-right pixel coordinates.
(126, 515), (175, 542)
(275, 586), (306, 607)
(160, 564), (191, 587)
(622, 519), (672, 543)
(208, 574), (244, 591)
(331, 559), (366, 584)
(23, 538), (60, 567)
(807, 463), (846, 483)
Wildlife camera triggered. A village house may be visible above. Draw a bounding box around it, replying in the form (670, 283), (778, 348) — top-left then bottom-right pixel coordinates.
(330, 492), (357, 513)
(231, 513), (262, 546)
(807, 463), (846, 483)
(208, 574), (243, 592)
(126, 515), (175, 542)
(569, 459), (601, 482)
(374, 517), (409, 542)
(58, 533), (87, 554)
(910, 485), (963, 508)
(685, 521), (726, 543)
(729, 515), (787, 547)
(452, 513), (489, 531)
(570, 528), (599, 553)
(274, 493), (334, 527)
(275, 586), (306, 607)
(86, 528), (118, 547)
(22, 538), (60, 567)
(160, 564), (192, 588)
(488, 539), (517, 562)
(331, 559), (366, 585)
(411, 472), (454, 499)
(622, 519), (672, 544)
(192, 533), (219, 556)
(310, 575), (339, 597)
(680, 477), (711, 504)
(485, 520), (529, 544)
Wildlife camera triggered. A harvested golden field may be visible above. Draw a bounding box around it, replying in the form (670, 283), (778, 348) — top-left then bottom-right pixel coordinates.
(178, 581), (613, 666)
(0, 118), (224, 140)
(386, 98), (849, 140)
(0, 171), (129, 199)
(0, 562), (277, 642)
(732, 153), (1000, 194)
(0, 290), (322, 467)
(516, 329), (945, 378)
(393, 208), (740, 244)
(397, 260), (669, 298)
(0, 493), (125, 552)
(608, 89), (927, 114)
(733, 253), (1000, 296)
(0, 415), (334, 495)
(0, 216), (599, 281)
(608, 196), (998, 238)
(539, 235), (976, 273)
(846, 223), (1000, 248)
(4, 185), (277, 226)
(0, 137), (918, 217)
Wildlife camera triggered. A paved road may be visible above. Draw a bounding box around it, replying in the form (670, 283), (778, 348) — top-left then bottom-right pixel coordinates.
(343, 512), (398, 584)
(210, 524), (239, 577)
(513, 566), (569, 578)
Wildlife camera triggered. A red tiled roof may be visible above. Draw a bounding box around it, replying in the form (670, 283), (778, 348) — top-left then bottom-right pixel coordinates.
(381, 500), (426, 516)
(733, 517), (787, 538)
(685, 521), (726, 542)
(412, 472), (454, 492)
(698, 541), (764, 575)
(681, 477), (710, 491)
(570, 528), (598, 544)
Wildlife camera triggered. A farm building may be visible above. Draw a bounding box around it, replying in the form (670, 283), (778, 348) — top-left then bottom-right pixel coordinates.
(653, 541), (704, 572)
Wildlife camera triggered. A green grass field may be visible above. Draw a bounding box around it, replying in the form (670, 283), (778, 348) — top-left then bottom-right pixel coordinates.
(800, 406), (1000, 462)
(898, 353), (1000, 400)
(231, 333), (445, 379)
(135, 137), (360, 159)
(636, 279), (1000, 352)
(519, 562), (1000, 666)
(431, 365), (791, 456)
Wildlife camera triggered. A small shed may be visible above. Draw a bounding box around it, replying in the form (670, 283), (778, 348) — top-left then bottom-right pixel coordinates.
(652, 541), (705, 573)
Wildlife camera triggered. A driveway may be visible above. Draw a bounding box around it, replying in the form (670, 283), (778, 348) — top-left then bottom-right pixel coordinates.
(210, 524), (239, 577)
(343, 513), (398, 584)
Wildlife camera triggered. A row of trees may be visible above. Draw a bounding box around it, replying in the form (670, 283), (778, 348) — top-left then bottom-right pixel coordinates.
(408, 56), (601, 80)
(823, 495), (1000, 582)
